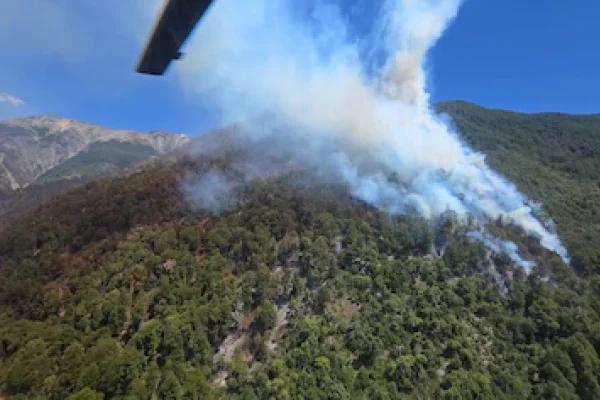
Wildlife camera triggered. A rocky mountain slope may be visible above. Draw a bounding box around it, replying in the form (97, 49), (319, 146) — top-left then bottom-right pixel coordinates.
(0, 115), (190, 192)
(0, 101), (599, 399)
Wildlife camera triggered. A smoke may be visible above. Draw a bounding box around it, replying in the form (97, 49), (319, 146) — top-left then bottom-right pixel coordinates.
(183, 169), (236, 214)
(467, 231), (536, 271)
(177, 0), (569, 266)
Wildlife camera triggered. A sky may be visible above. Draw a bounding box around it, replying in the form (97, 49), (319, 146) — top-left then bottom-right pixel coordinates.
(0, 0), (598, 135)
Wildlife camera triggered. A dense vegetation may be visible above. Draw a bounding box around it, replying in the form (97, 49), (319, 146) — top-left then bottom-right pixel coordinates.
(0, 102), (599, 399)
(437, 101), (600, 274)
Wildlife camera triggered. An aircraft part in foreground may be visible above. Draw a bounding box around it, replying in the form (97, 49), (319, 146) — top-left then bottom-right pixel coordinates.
(136, 0), (216, 75)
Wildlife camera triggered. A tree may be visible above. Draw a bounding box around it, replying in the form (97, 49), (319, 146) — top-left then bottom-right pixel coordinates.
(157, 370), (183, 400)
(3, 338), (52, 396)
(257, 299), (277, 332)
(67, 387), (105, 400)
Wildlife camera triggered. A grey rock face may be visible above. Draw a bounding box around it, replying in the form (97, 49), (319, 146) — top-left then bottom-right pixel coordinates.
(0, 115), (190, 191)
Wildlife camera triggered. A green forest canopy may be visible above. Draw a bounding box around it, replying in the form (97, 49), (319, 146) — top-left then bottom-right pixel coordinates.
(0, 101), (599, 399)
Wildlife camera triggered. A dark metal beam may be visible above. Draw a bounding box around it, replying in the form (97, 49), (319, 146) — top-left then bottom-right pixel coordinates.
(136, 0), (215, 75)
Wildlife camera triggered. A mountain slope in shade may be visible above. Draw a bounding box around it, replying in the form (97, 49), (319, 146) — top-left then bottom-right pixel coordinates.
(0, 115), (190, 192)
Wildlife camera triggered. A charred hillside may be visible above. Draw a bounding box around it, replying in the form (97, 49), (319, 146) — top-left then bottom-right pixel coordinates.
(0, 139), (599, 399)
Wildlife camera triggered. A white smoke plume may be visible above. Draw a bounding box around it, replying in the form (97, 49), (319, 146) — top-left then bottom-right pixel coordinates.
(467, 231), (536, 270)
(176, 0), (569, 266)
(183, 169), (236, 214)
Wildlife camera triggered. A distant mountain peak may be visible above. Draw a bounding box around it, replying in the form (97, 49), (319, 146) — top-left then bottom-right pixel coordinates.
(0, 115), (190, 193)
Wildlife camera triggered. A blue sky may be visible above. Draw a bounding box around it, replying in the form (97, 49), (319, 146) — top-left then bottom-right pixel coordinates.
(432, 0), (600, 114)
(0, 0), (598, 134)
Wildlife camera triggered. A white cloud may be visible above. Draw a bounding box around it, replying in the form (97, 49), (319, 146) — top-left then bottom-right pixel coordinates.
(0, 93), (25, 107)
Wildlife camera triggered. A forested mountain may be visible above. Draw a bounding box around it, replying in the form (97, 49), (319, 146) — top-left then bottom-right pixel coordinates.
(0, 102), (599, 399)
(437, 101), (600, 272)
(0, 115), (190, 223)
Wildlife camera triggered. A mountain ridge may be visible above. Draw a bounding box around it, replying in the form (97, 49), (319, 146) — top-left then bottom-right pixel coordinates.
(436, 100), (600, 118)
(0, 115), (190, 192)
(3, 100), (600, 260)
(1, 100), (600, 399)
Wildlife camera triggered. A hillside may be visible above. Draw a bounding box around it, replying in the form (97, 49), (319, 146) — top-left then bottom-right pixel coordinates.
(0, 102), (599, 399)
(437, 101), (600, 272)
(0, 115), (190, 192)
(0, 116), (190, 224)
